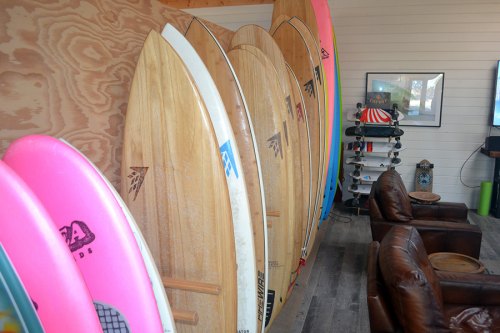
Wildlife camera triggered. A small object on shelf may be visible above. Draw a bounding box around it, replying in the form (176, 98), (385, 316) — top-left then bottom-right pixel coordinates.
(408, 191), (440, 204)
(346, 155), (402, 168)
(345, 125), (404, 138)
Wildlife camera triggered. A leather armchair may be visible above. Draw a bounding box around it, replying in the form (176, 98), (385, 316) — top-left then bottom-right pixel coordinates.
(367, 225), (500, 333)
(368, 169), (482, 258)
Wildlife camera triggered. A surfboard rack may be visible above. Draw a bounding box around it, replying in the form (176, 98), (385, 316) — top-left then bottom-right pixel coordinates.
(162, 277), (221, 295)
(266, 211), (281, 217)
(171, 309), (199, 325)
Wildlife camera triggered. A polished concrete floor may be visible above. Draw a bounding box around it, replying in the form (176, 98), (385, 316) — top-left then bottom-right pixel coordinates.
(268, 205), (500, 333)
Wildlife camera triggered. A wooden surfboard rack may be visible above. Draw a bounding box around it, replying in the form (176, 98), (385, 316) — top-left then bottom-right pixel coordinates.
(162, 277), (222, 295)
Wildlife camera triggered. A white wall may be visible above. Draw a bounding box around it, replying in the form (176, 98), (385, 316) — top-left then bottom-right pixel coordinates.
(331, 0), (500, 208)
(184, 0), (500, 208)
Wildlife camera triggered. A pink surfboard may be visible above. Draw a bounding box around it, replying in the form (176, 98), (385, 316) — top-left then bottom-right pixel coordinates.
(311, 0), (336, 173)
(3, 135), (164, 333)
(0, 160), (102, 333)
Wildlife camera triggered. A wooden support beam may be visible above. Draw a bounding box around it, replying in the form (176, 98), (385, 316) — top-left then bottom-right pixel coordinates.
(159, 0), (274, 9)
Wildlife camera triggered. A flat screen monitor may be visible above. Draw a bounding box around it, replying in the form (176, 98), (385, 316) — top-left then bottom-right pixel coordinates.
(492, 60), (500, 126)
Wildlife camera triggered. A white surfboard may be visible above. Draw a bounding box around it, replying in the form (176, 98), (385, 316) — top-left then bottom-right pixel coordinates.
(184, 17), (269, 333)
(162, 24), (258, 333)
(60, 139), (176, 333)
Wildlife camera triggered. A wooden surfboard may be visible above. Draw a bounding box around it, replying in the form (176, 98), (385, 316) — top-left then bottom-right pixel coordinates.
(231, 44), (302, 299)
(0, 160), (102, 333)
(162, 24), (257, 333)
(121, 30), (237, 333)
(271, 19), (322, 260)
(286, 62), (313, 261)
(4, 134), (166, 333)
(0, 244), (44, 333)
(286, 16), (327, 258)
(271, 0), (321, 43)
(184, 17), (268, 333)
(227, 47), (293, 329)
(230, 28), (304, 293)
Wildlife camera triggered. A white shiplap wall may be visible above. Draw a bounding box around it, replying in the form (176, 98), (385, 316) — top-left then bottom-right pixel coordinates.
(183, 0), (500, 208)
(331, 0), (500, 208)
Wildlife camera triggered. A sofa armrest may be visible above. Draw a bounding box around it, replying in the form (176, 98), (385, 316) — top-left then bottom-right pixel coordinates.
(411, 201), (468, 222)
(370, 219), (482, 258)
(438, 271), (500, 306)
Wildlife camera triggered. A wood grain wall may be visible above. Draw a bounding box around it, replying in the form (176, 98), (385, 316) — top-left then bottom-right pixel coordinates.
(0, 0), (233, 192)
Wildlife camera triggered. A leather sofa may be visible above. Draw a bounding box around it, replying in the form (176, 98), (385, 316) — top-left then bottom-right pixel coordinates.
(367, 225), (500, 333)
(368, 169), (482, 258)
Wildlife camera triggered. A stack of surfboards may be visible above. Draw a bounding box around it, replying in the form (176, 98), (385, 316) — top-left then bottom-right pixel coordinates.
(118, 0), (341, 332)
(0, 1), (341, 332)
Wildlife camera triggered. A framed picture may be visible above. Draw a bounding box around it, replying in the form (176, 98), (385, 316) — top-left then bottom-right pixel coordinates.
(366, 72), (444, 127)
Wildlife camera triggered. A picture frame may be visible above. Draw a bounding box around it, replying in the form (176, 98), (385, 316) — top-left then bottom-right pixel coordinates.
(366, 72), (444, 127)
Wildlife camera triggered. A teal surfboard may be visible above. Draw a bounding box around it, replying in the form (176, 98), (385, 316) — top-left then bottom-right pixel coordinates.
(320, 25), (343, 223)
(0, 244), (44, 333)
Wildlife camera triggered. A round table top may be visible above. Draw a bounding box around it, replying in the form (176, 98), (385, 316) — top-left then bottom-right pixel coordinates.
(408, 191), (441, 204)
(428, 252), (485, 274)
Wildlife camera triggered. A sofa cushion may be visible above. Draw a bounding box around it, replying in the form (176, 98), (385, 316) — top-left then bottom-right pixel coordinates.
(375, 170), (413, 222)
(379, 226), (448, 333)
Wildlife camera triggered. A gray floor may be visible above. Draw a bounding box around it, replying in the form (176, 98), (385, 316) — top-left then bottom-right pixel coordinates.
(268, 206), (500, 333)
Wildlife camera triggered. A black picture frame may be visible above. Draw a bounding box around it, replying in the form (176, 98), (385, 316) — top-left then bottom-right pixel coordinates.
(366, 72), (444, 127)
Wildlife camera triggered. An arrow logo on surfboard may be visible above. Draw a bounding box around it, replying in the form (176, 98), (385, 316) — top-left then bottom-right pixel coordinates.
(304, 79), (315, 98)
(267, 132), (283, 159)
(220, 140), (239, 179)
(128, 167), (148, 201)
(321, 48), (330, 59)
(296, 103), (304, 122)
(286, 96), (294, 119)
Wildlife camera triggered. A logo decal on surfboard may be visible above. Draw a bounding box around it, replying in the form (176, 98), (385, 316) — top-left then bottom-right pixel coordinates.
(94, 301), (131, 333)
(59, 220), (95, 256)
(285, 96), (293, 119)
(314, 66), (322, 85)
(220, 140), (239, 179)
(257, 271), (265, 323)
(283, 121), (289, 147)
(296, 103), (304, 122)
(267, 132), (283, 159)
(127, 167), (148, 201)
(304, 79), (315, 98)
(321, 48), (330, 59)
(265, 289), (275, 327)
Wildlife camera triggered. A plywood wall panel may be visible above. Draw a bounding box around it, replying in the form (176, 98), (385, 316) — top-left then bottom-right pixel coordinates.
(0, 1), (232, 191)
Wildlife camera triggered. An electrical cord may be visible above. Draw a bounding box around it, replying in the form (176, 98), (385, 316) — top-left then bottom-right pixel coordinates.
(328, 209), (352, 223)
(460, 143), (484, 188)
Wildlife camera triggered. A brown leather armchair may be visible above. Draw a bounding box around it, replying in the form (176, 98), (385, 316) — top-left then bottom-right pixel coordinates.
(368, 169), (482, 258)
(367, 225), (500, 333)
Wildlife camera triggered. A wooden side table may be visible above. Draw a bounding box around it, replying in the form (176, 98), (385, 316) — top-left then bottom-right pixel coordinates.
(429, 252), (485, 274)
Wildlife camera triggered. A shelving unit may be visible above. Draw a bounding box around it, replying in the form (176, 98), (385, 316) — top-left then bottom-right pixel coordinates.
(344, 102), (405, 213)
